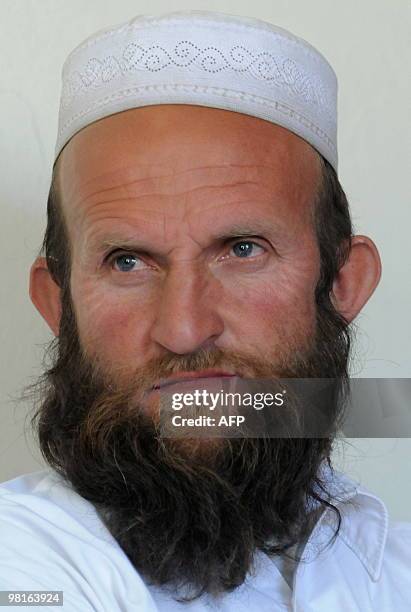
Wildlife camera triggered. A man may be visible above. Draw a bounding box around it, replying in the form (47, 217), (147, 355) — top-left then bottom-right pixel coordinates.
(0, 9), (409, 611)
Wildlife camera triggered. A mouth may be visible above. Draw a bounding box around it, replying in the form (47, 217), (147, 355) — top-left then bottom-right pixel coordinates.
(151, 370), (237, 391)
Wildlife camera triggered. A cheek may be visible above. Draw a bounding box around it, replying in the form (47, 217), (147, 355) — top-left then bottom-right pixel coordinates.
(70, 279), (152, 365)
(221, 259), (319, 348)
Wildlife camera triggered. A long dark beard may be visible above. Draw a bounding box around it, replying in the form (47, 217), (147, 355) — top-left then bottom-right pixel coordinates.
(26, 280), (351, 602)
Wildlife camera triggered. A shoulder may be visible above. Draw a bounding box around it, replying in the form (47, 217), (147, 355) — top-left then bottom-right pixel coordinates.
(0, 470), (158, 612)
(305, 470), (411, 609)
(337, 480), (411, 608)
(369, 519), (411, 610)
(381, 519), (411, 575)
(0, 469), (109, 548)
(0, 470), (98, 609)
(334, 475), (411, 577)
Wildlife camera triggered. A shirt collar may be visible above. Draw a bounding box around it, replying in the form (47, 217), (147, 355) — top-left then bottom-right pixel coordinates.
(308, 463), (389, 581)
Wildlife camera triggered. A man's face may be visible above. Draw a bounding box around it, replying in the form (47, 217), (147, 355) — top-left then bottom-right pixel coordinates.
(34, 105), (350, 600)
(58, 104), (322, 383)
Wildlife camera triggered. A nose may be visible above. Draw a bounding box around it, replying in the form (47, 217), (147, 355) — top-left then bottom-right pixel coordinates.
(150, 264), (224, 355)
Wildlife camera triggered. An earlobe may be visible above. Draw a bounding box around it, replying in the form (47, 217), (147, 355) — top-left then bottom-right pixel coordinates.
(29, 257), (62, 336)
(330, 235), (382, 323)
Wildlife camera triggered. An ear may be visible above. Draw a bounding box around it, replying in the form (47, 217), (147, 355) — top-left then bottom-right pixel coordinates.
(330, 235), (382, 323)
(29, 257), (62, 336)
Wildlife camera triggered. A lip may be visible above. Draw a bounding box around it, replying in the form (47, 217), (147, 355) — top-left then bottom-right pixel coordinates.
(151, 370), (237, 391)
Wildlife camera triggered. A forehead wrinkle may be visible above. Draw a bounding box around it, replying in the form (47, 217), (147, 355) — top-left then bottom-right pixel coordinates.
(80, 213), (164, 257)
(70, 174), (304, 257)
(80, 193), (273, 239)
(67, 181), (276, 245)
(64, 162), (280, 210)
(62, 154), (320, 250)
(77, 182), (267, 216)
(79, 195), (292, 257)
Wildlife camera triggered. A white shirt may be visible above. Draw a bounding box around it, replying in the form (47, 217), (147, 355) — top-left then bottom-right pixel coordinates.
(0, 467), (410, 611)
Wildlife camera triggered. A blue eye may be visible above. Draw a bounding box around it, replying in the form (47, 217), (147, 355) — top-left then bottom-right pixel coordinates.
(231, 241), (264, 258)
(112, 253), (140, 272)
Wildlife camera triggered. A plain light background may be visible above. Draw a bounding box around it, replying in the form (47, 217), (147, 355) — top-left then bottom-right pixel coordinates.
(1, 1), (410, 520)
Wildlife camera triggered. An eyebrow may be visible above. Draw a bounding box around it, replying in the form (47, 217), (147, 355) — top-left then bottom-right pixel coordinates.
(88, 219), (285, 254)
(214, 221), (284, 240)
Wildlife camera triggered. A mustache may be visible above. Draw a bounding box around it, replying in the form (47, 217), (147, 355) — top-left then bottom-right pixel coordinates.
(90, 340), (313, 396)
(77, 342), (320, 458)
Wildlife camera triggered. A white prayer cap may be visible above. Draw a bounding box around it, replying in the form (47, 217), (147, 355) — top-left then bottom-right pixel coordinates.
(55, 10), (338, 172)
